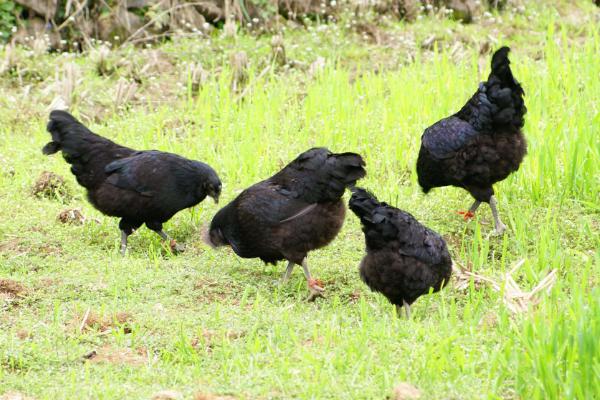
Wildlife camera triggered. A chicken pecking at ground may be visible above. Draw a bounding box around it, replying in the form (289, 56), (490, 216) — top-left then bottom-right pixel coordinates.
(416, 46), (527, 235)
(43, 110), (221, 254)
(349, 188), (452, 318)
(205, 148), (366, 301)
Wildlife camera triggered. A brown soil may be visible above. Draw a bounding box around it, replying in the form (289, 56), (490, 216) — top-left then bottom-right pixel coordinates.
(71, 310), (133, 334)
(84, 345), (146, 366)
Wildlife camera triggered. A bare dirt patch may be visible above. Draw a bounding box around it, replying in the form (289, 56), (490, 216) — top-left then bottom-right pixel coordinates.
(70, 310), (133, 334)
(83, 345), (147, 366)
(0, 279), (27, 308)
(0, 279), (26, 297)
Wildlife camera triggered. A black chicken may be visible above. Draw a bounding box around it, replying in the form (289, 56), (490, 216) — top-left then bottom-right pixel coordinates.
(205, 148), (366, 300)
(416, 47), (526, 235)
(349, 188), (452, 318)
(43, 110), (221, 254)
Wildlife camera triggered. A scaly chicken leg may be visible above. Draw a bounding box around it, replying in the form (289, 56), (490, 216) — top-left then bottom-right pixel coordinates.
(301, 258), (324, 301)
(489, 196), (507, 235)
(155, 229), (185, 253)
(395, 300), (412, 319)
(120, 231), (129, 255)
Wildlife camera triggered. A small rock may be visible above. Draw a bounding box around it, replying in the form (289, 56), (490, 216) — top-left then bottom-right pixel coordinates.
(392, 382), (421, 400)
(151, 391), (183, 400)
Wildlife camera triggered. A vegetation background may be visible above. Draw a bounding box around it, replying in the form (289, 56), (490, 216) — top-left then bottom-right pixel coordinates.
(0, 0), (599, 399)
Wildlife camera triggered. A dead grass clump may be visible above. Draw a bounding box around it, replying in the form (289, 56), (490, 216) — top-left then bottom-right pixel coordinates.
(72, 310), (133, 334)
(229, 51), (249, 93)
(270, 35), (286, 66)
(114, 78), (139, 109)
(453, 259), (557, 314)
(50, 62), (82, 108)
(92, 45), (114, 76)
(182, 62), (209, 95)
(32, 171), (70, 200)
(84, 345), (146, 365)
(0, 44), (18, 76)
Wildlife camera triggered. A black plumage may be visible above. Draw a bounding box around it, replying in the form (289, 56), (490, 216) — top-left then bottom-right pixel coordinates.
(43, 110), (221, 254)
(349, 188), (452, 318)
(416, 46), (527, 234)
(206, 147), (366, 300)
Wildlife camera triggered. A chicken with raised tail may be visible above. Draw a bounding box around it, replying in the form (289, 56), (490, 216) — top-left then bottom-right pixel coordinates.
(416, 46), (527, 235)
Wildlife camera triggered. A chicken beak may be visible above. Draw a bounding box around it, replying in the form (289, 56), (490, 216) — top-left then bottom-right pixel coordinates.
(211, 194), (219, 204)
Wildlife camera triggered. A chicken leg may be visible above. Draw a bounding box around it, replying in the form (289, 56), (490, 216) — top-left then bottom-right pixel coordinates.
(120, 231), (129, 255)
(489, 196), (507, 235)
(395, 300), (411, 319)
(301, 258), (324, 301)
(280, 261), (295, 283)
(155, 230), (185, 253)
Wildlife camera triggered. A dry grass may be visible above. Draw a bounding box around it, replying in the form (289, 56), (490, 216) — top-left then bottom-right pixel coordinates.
(453, 259), (558, 314)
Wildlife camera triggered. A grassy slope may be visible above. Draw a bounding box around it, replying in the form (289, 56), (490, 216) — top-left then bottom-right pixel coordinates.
(0, 1), (599, 399)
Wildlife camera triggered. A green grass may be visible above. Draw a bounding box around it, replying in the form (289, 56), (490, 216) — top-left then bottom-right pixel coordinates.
(0, 1), (599, 399)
